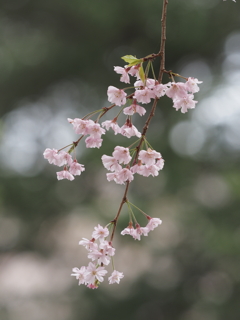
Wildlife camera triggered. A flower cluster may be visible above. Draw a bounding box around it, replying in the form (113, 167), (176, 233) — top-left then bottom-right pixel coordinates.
(71, 225), (124, 289)
(102, 146), (164, 184)
(68, 118), (105, 148)
(43, 148), (85, 181)
(121, 217), (162, 241)
(43, 50), (201, 289)
(110, 66), (202, 114)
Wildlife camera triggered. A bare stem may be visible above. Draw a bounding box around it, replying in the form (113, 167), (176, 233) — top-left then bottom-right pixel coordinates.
(109, 0), (169, 242)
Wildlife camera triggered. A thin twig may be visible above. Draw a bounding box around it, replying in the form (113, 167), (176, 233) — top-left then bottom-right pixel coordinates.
(109, 0), (169, 242)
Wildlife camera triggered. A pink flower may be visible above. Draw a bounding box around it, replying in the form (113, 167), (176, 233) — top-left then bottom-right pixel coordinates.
(112, 146), (132, 164)
(121, 224), (135, 236)
(54, 151), (73, 167)
(99, 241), (115, 256)
(88, 249), (111, 265)
(68, 118), (95, 135)
(85, 262), (108, 284)
(131, 163), (144, 175)
(43, 148), (58, 164)
(107, 168), (134, 184)
(173, 94), (197, 113)
(146, 217), (162, 231)
(92, 224), (109, 240)
(108, 270), (124, 284)
(85, 136), (103, 148)
(185, 77), (202, 93)
(88, 123), (105, 138)
(140, 164), (160, 177)
(71, 266), (87, 285)
(138, 149), (161, 166)
(134, 88), (155, 104)
(120, 123), (141, 138)
(123, 103), (146, 116)
(56, 170), (75, 181)
(107, 86), (127, 106)
(116, 168), (134, 184)
(101, 155), (122, 172)
(129, 65), (140, 77)
(128, 65), (140, 78)
(165, 82), (187, 100)
(156, 158), (164, 170)
(69, 160), (85, 175)
(114, 66), (130, 84)
(153, 83), (168, 98)
(101, 120), (121, 135)
(79, 238), (98, 251)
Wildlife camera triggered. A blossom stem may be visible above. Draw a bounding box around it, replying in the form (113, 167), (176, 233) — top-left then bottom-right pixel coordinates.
(109, 0), (168, 243)
(127, 201), (148, 218)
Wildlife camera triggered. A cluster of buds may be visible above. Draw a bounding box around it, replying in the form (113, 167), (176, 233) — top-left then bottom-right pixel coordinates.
(71, 225), (124, 289)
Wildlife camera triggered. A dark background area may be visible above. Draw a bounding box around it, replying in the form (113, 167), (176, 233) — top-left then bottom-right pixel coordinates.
(0, 0), (240, 319)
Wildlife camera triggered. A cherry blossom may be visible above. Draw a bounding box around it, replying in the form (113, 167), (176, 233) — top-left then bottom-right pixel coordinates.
(92, 224), (109, 240)
(185, 77), (202, 93)
(71, 266), (87, 285)
(120, 123), (141, 138)
(123, 103), (146, 116)
(112, 146), (132, 164)
(108, 270), (124, 284)
(101, 119), (121, 134)
(101, 155), (122, 172)
(173, 94), (197, 113)
(56, 169), (75, 181)
(69, 160), (85, 175)
(84, 262), (108, 285)
(114, 66), (130, 84)
(138, 149), (161, 166)
(85, 136), (103, 148)
(68, 118), (95, 136)
(43, 148), (58, 164)
(107, 86), (127, 106)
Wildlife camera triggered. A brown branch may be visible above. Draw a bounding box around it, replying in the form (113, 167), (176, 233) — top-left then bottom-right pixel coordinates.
(109, 0), (169, 242)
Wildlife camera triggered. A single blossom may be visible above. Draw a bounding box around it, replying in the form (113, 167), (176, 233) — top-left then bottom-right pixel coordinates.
(165, 82), (187, 100)
(138, 149), (162, 166)
(79, 238), (98, 251)
(185, 77), (202, 93)
(69, 161), (85, 175)
(112, 146), (132, 164)
(146, 217), (162, 231)
(108, 270), (124, 284)
(71, 266), (87, 285)
(92, 224), (109, 240)
(173, 94), (197, 113)
(43, 148), (58, 164)
(101, 155), (122, 172)
(107, 86), (127, 106)
(85, 262), (108, 285)
(123, 103), (146, 116)
(85, 136), (103, 148)
(120, 123), (141, 138)
(101, 120), (121, 135)
(56, 170), (75, 181)
(68, 118), (95, 136)
(114, 66), (130, 84)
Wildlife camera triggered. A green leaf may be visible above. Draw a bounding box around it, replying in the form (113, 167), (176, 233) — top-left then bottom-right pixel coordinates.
(139, 64), (145, 83)
(121, 55), (143, 67)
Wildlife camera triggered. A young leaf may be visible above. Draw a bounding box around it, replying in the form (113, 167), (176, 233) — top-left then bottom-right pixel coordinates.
(121, 55), (143, 67)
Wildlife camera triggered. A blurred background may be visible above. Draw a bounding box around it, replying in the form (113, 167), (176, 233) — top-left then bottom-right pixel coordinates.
(0, 0), (240, 319)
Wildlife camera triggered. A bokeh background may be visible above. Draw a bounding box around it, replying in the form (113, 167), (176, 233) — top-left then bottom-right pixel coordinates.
(0, 0), (240, 319)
